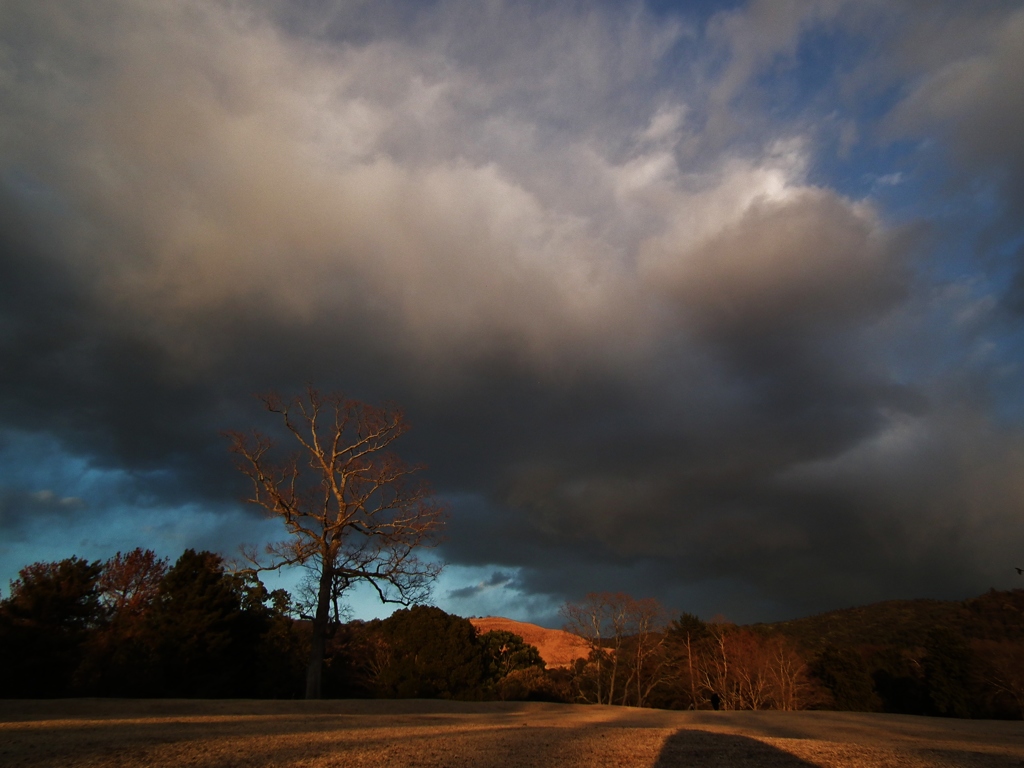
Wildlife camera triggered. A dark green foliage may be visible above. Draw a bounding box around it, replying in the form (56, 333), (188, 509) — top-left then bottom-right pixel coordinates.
(757, 589), (1024, 718)
(870, 647), (929, 715)
(811, 645), (879, 711)
(480, 629), (545, 679)
(1, 549), (307, 698)
(668, 612), (711, 643)
(2, 545), (1019, 714)
(322, 619), (561, 702)
(76, 621), (161, 697)
(372, 606), (487, 699)
(867, 639), (977, 719)
(148, 549), (276, 697)
(478, 629), (548, 701)
(2, 557), (106, 630)
(236, 574), (308, 699)
(0, 557), (105, 696)
(495, 666), (572, 702)
(321, 620), (380, 698)
(922, 629), (973, 718)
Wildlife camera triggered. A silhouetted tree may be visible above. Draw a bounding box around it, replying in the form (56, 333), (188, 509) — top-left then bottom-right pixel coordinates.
(371, 606), (486, 699)
(148, 549), (261, 697)
(0, 557), (104, 696)
(321, 619), (381, 698)
(237, 572), (308, 698)
(226, 387), (446, 698)
(479, 629), (545, 699)
(495, 666), (570, 702)
(76, 550), (168, 696)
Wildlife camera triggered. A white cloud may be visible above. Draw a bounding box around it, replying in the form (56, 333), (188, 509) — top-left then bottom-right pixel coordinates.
(0, 0), (901, 378)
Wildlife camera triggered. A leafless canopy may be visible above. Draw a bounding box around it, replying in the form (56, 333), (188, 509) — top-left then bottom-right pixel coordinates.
(227, 387), (446, 605)
(225, 387), (446, 697)
(561, 592), (670, 707)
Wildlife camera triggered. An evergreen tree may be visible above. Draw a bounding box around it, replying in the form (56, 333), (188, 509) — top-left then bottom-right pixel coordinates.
(373, 606), (486, 699)
(480, 629), (545, 681)
(0, 557), (105, 696)
(148, 549), (256, 697)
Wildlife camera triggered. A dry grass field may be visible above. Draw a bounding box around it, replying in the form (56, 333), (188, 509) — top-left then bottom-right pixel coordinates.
(2, 699), (1023, 767)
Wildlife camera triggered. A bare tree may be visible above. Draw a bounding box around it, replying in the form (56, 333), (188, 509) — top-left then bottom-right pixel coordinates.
(622, 597), (671, 707)
(561, 593), (614, 704)
(689, 624), (817, 711)
(666, 613), (710, 709)
(765, 635), (815, 711)
(697, 624), (734, 709)
(561, 592), (669, 707)
(729, 630), (773, 710)
(225, 387), (446, 699)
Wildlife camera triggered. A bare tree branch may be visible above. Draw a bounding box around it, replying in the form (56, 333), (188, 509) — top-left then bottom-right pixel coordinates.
(224, 387), (446, 698)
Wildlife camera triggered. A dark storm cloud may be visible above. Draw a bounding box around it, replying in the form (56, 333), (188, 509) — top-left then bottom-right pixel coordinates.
(446, 571), (514, 600)
(0, 488), (82, 542)
(1, 0), (1023, 622)
(0, 193), (234, 500)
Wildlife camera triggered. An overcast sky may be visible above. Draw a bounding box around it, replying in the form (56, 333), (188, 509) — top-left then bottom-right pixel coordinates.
(2, 0), (1024, 626)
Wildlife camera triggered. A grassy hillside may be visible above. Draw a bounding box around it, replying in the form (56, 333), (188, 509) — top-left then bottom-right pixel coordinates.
(469, 617), (589, 668)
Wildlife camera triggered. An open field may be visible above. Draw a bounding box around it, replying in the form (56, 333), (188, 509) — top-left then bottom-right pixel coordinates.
(2, 700), (1023, 767)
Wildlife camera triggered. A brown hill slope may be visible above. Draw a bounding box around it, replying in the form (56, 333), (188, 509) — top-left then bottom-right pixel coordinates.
(761, 588), (1024, 652)
(470, 617), (589, 668)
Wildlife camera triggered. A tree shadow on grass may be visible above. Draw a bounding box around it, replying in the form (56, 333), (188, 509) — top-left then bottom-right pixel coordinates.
(654, 729), (818, 768)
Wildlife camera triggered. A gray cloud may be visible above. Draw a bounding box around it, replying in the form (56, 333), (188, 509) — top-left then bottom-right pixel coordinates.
(882, 6), (1024, 203)
(0, 488), (82, 542)
(1, 0), (1023, 622)
(446, 570), (514, 600)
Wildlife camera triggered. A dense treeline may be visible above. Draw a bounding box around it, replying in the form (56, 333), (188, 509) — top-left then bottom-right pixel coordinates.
(559, 594), (823, 712)
(0, 550), (306, 698)
(3, 551), (1024, 718)
(0, 551), (561, 701)
(320, 607), (566, 701)
(556, 590), (1024, 718)
(764, 589), (1024, 719)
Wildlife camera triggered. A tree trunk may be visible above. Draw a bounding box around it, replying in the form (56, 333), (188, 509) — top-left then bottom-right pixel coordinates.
(305, 565), (334, 699)
(607, 660), (615, 705)
(686, 636), (696, 709)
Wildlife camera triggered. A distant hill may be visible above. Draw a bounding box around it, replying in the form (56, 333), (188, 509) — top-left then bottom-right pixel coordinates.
(469, 617), (590, 668)
(471, 591), (1024, 663)
(760, 589), (1024, 652)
